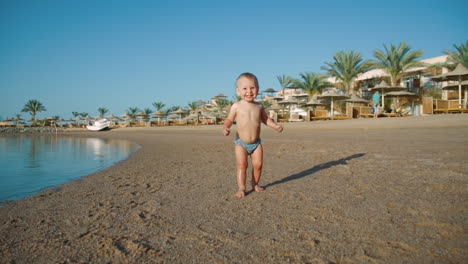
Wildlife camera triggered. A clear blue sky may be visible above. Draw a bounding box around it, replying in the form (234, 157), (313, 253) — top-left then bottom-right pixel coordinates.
(1, 0), (467, 120)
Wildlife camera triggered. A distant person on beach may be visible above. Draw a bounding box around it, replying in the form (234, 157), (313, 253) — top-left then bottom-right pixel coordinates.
(373, 90), (381, 118)
(223, 72), (283, 197)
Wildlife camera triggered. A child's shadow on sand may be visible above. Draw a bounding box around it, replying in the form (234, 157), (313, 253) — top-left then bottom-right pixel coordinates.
(263, 153), (366, 189)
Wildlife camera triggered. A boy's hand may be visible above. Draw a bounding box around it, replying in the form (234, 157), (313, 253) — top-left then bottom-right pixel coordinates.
(223, 127), (230, 136)
(275, 124), (283, 133)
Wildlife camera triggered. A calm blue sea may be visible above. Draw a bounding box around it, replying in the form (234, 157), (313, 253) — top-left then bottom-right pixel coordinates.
(0, 135), (139, 202)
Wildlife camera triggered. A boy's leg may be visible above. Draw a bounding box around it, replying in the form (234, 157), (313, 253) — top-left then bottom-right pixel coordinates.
(250, 144), (264, 192)
(235, 145), (248, 197)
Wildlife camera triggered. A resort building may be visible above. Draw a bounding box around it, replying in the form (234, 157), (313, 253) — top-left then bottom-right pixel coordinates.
(262, 55), (465, 119)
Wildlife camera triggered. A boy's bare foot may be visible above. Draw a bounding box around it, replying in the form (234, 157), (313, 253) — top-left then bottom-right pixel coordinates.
(235, 190), (246, 197)
(252, 185), (264, 192)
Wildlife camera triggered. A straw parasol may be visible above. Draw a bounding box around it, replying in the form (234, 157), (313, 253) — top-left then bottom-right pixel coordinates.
(340, 94), (369, 117)
(368, 80), (406, 110)
(11, 116), (24, 125)
(384, 91), (418, 115)
(318, 90), (349, 119)
(105, 114), (120, 126)
(442, 80), (468, 90)
(304, 95), (329, 114)
(304, 98), (328, 107)
(151, 111), (166, 125)
(171, 108), (188, 123)
(432, 64), (468, 108)
(277, 97), (299, 121)
(291, 93), (310, 104)
(262, 88), (277, 96)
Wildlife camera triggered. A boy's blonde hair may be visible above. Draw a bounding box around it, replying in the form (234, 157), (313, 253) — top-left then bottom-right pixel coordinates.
(236, 72), (259, 89)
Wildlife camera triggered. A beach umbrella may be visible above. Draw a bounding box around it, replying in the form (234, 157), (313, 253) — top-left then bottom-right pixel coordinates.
(151, 111), (166, 125)
(120, 113), (132, 125)
(442, 80), (468, 90)
(171, 108), (187, 123)
(432, 64), (468, 108)
(291, 93), (310, 104)
(340, 94), (369, 118)
(182, 114), (198, 123)
(384, 91), (418, 115)
(368, 80), (406, 110)
(105, 114), (120, 126)
(262, 88), (277, 97)
(304, 98), (328, 106)
(46, 116), (57, 127)
(318, 90), (349, 120)
(11, 116), (24, 125)
(277, 97), (299, 121)
(106, 114), (121, 121)
(267, 105), (283, 111)
(304, 95), (329, 113)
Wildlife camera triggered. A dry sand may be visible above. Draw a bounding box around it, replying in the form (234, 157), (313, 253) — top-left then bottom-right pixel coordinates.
(1, 115), (467, 263)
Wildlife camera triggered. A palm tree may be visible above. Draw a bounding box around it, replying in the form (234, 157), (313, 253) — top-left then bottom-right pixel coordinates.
(71, 111), (80, 125)
(366, 42), (425, 86)
(321, 50), (368, 95)
(13, 113), (22, 125)
(261, 100), (272, 109)
(21, 99), (46, 121)
(97, 107), (108, 118)
(167, 105), (179, 113)
(80, 112), (90, 125)
(187, 102), (198, 113)
(215, 99), (231, 118)
(140, 108), (152, 124)
(277, 75), (293, 98)
(444, 41), (468, 69)
(152, 101), (165, 112)
(126, 107), (139, 122)
(187, 102), (201, 124)
(292, 72), (333, 99)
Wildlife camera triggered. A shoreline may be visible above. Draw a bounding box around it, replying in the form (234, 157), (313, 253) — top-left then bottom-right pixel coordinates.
(1, 114), (467, 263)
(1, 114), (467, 134)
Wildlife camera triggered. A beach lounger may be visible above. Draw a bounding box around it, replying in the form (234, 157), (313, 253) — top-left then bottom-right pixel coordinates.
(358, 107), (373, 118)
(310, 110), (331, 121)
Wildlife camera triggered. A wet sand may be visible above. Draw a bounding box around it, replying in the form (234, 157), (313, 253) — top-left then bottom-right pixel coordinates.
(1, 115), (467, 263)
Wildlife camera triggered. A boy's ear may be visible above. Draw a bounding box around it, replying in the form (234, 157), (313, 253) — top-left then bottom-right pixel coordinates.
(236, 88), (240, 96)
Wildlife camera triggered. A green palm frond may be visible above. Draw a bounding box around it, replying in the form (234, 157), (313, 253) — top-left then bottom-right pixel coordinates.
(293, 72), (333, 98)
(21, 99), (46, 121)
(98, 107), (108, 117)
(321, 50), (368, 94)
(444, 40), (468, 68)
(126, 107), (139, 120)
(277, 75), (292, 97)
(152, 102), (165, 111)
(367, 42), (425, 85)
(187, 102), (198, 111)
(216, 98), (230, 110)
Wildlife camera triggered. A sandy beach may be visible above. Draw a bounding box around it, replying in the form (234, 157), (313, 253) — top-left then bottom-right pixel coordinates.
(1, 114), (467, 263)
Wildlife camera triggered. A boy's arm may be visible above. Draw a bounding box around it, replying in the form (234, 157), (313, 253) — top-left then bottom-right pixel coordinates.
(223, 104), (237, 136)
(260, 105), (283, 133)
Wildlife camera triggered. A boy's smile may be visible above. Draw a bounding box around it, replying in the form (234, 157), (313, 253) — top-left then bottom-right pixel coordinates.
(236, 76), (258, 102)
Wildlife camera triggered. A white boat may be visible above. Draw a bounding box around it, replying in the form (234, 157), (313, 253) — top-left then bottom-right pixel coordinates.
(86, 118), (111, 131)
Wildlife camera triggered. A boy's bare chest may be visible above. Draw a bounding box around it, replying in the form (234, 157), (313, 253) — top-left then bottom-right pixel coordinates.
(237, 105), (261, 119)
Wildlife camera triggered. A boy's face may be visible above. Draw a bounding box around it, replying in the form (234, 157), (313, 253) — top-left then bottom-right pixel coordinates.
(236, 76), (258, 102)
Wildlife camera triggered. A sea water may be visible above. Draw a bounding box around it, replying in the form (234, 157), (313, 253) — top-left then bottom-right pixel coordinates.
(0, 135), (139, 202)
